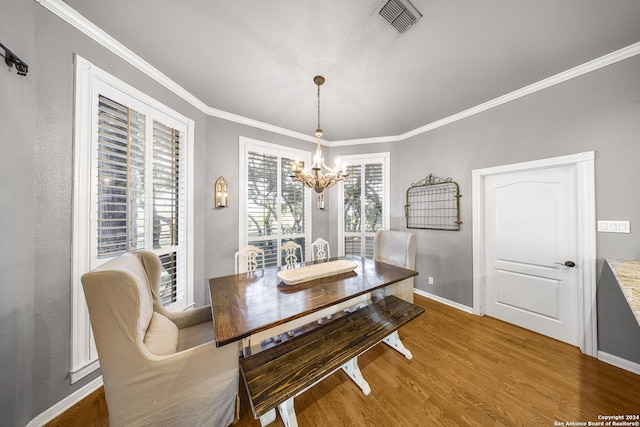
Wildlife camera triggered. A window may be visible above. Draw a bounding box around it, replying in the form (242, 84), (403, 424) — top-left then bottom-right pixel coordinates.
(338, 153), (390, 258)
(72, 56), (194, 382)
(239, 137), (312, 266)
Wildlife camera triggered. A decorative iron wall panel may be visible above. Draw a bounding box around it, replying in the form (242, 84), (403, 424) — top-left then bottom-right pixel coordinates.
(405, 174), (461, 231)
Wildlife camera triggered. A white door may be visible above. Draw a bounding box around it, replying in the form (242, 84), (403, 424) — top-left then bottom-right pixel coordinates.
(483, 165), (579, 346)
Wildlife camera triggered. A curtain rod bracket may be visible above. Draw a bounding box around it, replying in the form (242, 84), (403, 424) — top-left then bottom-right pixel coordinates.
(1, 42), (29, 76)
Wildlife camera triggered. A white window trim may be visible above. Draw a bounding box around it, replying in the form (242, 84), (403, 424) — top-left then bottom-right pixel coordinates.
(337, 152), (390, 256)
(238, 136), (312, 262)
(71, 55), (195, 383)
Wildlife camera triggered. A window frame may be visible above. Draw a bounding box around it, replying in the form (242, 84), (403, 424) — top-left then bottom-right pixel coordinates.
(337, 152), (390, 257)
(71, 55), (195, 383)
(238, 136), (312, 265)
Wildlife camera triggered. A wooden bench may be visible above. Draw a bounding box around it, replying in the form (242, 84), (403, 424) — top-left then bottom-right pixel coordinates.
(240, 295), (425, 427)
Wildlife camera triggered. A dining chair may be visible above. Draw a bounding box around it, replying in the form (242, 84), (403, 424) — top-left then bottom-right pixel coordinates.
(235, 245), (265, 274)
(281, 240), (303, 267)
(81, 251), (239, 427)
(310, 237), (335, 324)
(373, 230), (416, 303)
(310, 237), (331, 261)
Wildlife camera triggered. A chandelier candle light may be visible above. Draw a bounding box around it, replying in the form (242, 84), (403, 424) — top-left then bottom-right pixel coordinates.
(291, 75), (347, 193)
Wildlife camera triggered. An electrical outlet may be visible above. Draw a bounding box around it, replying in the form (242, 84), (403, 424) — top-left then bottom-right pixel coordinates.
(428, 277), (434, 285)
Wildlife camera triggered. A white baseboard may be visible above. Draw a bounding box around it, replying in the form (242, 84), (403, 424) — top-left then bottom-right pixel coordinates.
(413, 289), (474, 314)
(598, 351), (640, 376)
(27, 376), (103, 427)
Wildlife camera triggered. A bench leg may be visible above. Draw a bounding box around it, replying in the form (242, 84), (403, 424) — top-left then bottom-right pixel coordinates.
(259, 409), (276, 427)
(341, 357), (371, 396)
(277, 398), (299, 427)
(242, 337), (263, 357)
(383, 330), (413, 360)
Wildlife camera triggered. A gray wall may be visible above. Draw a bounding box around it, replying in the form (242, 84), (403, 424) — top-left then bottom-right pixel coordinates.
(3, 2), (640, 425)
(1, 4), (214, 423)
(1, 1), (37, 425)
(388, 54), (640, 360)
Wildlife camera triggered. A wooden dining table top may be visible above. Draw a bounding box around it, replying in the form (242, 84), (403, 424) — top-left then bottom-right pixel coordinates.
(208, 255), (418, 347)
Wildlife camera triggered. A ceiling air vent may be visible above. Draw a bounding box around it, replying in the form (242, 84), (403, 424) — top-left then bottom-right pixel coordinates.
(376, 0), (422, 34)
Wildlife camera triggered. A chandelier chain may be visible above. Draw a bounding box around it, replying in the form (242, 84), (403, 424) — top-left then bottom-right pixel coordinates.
(317, 82), (321, 134)
(290, 75), (347, 193)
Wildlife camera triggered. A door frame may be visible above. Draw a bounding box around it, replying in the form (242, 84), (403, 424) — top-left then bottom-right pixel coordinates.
(471, 151), (597, 356)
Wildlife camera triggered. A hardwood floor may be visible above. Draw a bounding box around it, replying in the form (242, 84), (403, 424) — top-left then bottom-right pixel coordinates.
(45, 386), (107, 427)
(46, 295), (640, 426)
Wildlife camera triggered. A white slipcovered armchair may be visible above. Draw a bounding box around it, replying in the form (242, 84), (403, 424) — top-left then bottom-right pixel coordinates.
(81, 251), (239, 427)
(373, 230), (416, 303)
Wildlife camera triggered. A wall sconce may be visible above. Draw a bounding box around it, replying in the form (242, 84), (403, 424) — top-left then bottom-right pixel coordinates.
(215, 176), (229, 208)
(316, 192), (325, 210)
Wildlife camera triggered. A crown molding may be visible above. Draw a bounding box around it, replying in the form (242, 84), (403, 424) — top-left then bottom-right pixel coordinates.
(205, 105), (316, 144)
(335, 40), (640, 146)
(386, 40), (640, 144)
(323, 134), (401, 147)
(37, 0), (640, 147)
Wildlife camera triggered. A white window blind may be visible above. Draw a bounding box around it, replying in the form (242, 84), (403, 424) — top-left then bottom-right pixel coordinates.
(364, 163), (385, 234)
(339, 153), (390, 258)
(246, 150), (279, 266)
(72, 56), (194, 382)
(153, 120), (185, 305)
(152, 120), (180, 251)
(240, 138), (311, 267)
(280, 157), (306, 235)
(94, 97), (186, 306)
(96, 96), (146, 258)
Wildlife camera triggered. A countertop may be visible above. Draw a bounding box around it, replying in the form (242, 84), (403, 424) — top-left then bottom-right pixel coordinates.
(606, 258), (640, 327)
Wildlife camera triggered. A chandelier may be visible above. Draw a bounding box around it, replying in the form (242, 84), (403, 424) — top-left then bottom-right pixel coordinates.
(291, 75), (347, 193)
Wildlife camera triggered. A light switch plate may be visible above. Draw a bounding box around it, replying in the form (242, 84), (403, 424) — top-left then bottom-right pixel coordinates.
(597, 220), (631, 233)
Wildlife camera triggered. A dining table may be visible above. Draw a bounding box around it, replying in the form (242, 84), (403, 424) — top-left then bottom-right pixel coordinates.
(208, 254), (419, 353)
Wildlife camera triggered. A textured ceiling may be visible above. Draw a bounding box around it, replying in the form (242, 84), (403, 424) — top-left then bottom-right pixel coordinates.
(63, 0), (640, 141)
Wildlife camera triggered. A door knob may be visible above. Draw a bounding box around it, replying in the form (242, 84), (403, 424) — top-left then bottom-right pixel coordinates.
(555, 261), (576, 268)
(556, 261), (576, 268)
